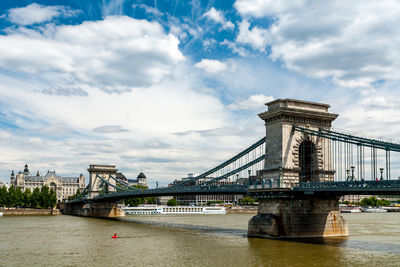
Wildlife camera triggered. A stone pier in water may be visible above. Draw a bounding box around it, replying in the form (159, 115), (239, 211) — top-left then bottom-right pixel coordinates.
(63, 201), (125, 218)
(248, 99), (348, 238)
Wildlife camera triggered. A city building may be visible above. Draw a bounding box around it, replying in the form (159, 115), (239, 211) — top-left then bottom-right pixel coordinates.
(168, 174), (244, 206)
(9, 164), (85, 201)
(339, 195), (369, 203)
(127, 172), (148, 187)
(156, 194), (174, 205)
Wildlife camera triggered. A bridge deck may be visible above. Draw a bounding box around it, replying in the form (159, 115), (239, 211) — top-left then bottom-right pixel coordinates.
(68, 180), (400, 204)
(249, 180), (400, 198)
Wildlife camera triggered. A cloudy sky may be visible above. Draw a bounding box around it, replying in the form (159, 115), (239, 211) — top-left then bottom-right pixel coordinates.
(1, 0), (400, 185)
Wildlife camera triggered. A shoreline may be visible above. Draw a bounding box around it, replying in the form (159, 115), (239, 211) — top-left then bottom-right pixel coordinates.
(226, 206), (258, 214)
(0, 208), (60, 216)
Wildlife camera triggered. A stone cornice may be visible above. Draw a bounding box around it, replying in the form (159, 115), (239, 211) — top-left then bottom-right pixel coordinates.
(258, 107), (338, 126)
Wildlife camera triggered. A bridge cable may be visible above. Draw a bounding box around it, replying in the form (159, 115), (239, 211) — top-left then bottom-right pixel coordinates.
(172, 137), (266, 187)
(198, 155), (265, 186)
(108, 175), (140, 191)
(96, 175), (130, 192)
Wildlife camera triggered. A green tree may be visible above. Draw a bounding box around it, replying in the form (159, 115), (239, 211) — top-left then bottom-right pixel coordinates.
(167, 198), (177, 206)
(360, 196), (391, 207)
(48, 189), (57, 208)
(31, 187), (41, 208)
(125, 197), (145, 207)
(146, 197), (157, 204)
(7, 185), (17, 207)
(68, 188), (82, 201)
(239, 196), (255, 205)
(40, 185), (50, 209)
(360, 196), (375, 206)
(377, 199), (391, 206)
(123, 185), (152, 207)
(75, 189), (81, 199)
(0, 186), (7, 207)
(22, 188), (32, 208)
(15, 187), (24, 207)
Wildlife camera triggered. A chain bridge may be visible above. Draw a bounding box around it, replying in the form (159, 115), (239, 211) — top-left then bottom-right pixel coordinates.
(64, 99), (400, 238)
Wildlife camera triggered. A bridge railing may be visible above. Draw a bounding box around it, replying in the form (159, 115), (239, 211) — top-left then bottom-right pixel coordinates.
(248, 179), (287, 190)
(293, 179), (400, 192)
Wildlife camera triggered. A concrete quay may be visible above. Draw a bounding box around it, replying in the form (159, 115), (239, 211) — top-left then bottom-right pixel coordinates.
(0, 208), (60, 216)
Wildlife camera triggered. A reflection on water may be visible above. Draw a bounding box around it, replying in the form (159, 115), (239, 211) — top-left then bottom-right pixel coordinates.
(0, 213), (399, 266)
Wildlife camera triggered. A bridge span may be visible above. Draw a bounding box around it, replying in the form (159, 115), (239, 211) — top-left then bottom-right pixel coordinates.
(64, 98), (400, 239)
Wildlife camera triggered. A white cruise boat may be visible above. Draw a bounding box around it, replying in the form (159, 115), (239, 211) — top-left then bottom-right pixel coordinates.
(340, 208), (362, 213)
(122, 205), (226, 215)
(361, 207), (387, 213)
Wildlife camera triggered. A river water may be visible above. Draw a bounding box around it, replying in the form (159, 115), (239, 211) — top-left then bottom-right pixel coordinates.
(1, 213), (399, 266)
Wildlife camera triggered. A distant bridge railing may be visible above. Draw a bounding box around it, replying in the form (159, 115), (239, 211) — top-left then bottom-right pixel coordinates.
(294, 179), (400, 193)
(249, 179), (400, 195)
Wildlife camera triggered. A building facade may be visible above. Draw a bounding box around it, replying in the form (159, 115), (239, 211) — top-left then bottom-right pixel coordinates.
(127, 172), (148, 187)
(10, 164), (85, 201)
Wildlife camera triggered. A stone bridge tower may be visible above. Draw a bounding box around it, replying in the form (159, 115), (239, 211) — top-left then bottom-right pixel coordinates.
(88, 165), (118, 198)
(63, 164), (124, 218)
(258, 99), (338, 187)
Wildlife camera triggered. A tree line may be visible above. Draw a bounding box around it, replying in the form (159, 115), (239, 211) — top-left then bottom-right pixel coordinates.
(342, 196), (399, 206)
(360, 196), (391, 207)
(0, 185), (57, 209)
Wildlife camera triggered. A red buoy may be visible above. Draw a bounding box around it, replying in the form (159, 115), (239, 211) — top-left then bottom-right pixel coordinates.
(112, 233), (118, 239)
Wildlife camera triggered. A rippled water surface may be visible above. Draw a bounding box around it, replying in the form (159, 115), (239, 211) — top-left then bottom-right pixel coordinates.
(1, 213), (399, 266)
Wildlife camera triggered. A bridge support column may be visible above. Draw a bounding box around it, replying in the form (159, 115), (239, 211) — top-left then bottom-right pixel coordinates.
(248, 197), (348, 238)
(63, 201), (125, 218)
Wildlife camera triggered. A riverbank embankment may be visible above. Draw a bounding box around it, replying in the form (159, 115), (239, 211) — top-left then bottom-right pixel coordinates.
(226, 206), (258, 214)
(0, 208), (59, 216)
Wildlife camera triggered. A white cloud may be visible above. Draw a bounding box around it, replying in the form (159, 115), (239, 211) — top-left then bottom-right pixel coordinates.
(102, 0), (124, 16)
(195, 59), (228, 74)
(92, 125), (128, 133)
(0, 16), (184, 92)
(203, 7), (235, 30)
(235, 0), (303, 18)
(235, 0), (400, 87)
(228, 94), (274, 110)
(7, 3), (76, 25)
(132, 4), (162, 16)
(0, 63), (244, 184)
(221, 39), (247, 57)
(236, 20), (269, 52)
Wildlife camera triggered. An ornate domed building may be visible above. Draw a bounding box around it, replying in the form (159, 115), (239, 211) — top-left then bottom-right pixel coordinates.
(10, 163), (85, 201)
(127, 172), (148, 187)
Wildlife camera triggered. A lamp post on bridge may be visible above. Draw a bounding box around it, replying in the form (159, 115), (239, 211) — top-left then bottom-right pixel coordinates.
(248, 169), (252, 186)
(278, 167), (282, 188)
(351, 166), (355, 181)
(380, 168), (384, 181)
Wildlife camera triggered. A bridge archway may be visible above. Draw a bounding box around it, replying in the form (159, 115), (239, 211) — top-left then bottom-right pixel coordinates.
(298, 140), (318, 182)
(87, 165), (117, 198)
